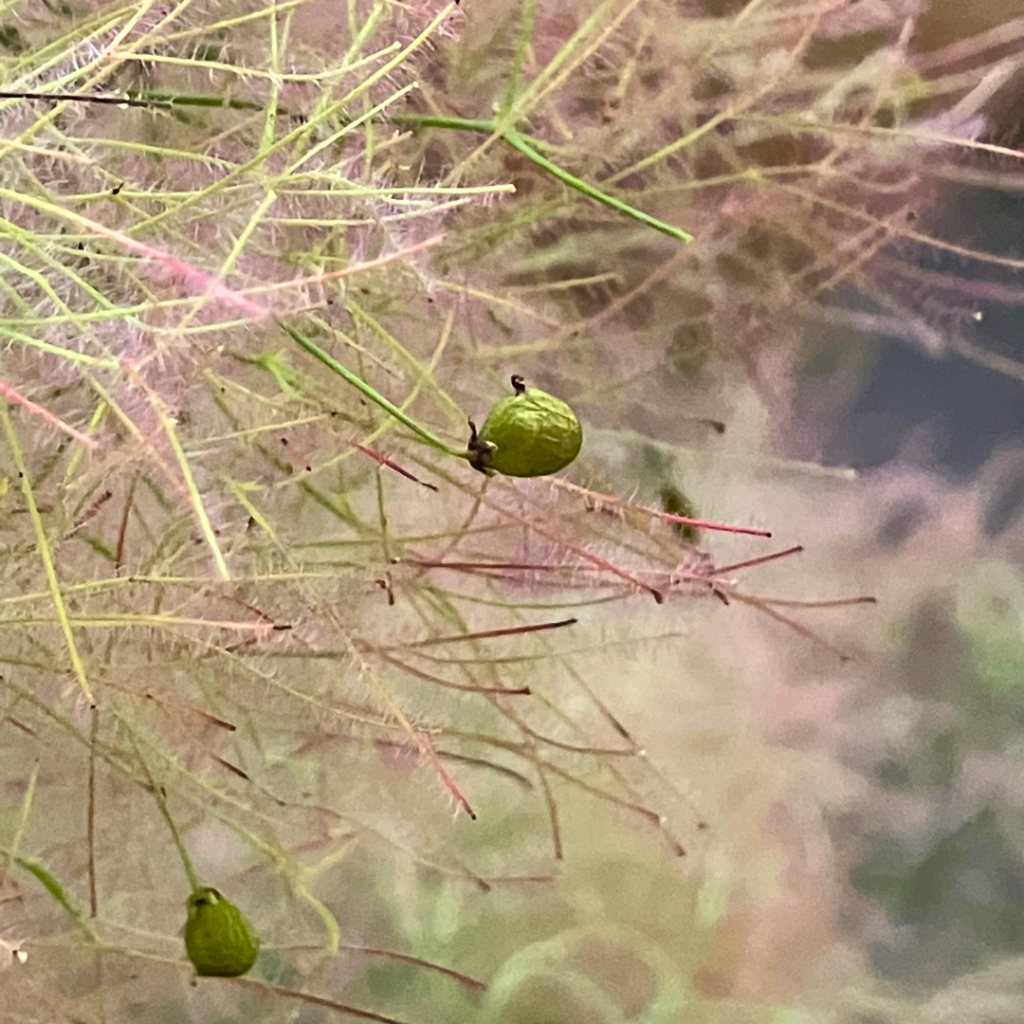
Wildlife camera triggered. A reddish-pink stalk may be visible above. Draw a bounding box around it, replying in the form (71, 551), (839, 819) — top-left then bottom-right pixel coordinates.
(400, 617), (577, 648)
(707, 545), (805, 576)
(352, 442), (439, 491)
(374, 648), (531, 695)
(3, 200), (443, 335)
(553, 479), (772, 537)
(0, 379), (98, 448)
(729, 591), (853, 662)
(142, 691), (237, 731)
(70, 490), (113, 531)
(337, 944), (486, 992)
(233, 978), (422, 1024)
(469, 485), (669, 601)
(523, 521), (666, 602)
(210, 754), (249, 780)
(46, 209), (272, 321)
(421, 731), (477, 820)
(259, 234), (444, 293)
(404, 559), (582, 573)
(650, 509), (772, 537)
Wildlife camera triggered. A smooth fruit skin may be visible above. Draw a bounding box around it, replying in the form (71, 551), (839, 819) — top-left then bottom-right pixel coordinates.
(184, 887), (260, 978)
(471, 382), (583, 478)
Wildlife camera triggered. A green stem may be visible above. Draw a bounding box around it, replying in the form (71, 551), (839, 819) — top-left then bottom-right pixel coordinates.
(6, 853), (96, 939)
(0, 406), (96, 705)
(392, 113), (495, 134)
(127, 730), (202, 892)
(392, 114), (694, 244)
(279, 321), (467, 459)
(504, 129), (693, 243)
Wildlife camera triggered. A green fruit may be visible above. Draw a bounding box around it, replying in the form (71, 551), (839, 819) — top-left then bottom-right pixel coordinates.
(184, 887), (260, 977)
(469, 375), (582, 478)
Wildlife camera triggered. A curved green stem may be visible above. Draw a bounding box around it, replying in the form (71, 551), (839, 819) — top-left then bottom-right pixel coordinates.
(127, 729), (202, 892)
(393, 113), (495, 134)
(392, 114), (694, 244)
(10, 855), (96, 938)
(504, 129), (693, 243)
(279, 321), (467, 459)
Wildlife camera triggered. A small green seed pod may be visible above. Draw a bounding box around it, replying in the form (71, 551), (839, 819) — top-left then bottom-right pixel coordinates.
(184, 887), (260, 978)
(468, 375), (582, 478)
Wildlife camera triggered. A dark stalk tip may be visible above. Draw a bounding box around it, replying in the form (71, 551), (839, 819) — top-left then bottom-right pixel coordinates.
(510, 374), (526, 395)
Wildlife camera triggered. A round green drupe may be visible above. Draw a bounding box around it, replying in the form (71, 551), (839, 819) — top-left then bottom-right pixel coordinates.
(469, 376), (582, 478)
(184, 887), (260, 978)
